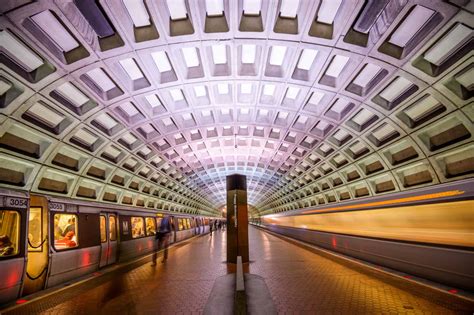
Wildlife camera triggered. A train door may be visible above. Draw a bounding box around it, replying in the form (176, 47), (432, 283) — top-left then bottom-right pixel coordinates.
(22, 195), (49, 296)
(99, 213), (118, 268)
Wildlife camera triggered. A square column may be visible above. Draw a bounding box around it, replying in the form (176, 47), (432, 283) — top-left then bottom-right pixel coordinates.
(226, 174), (249, 263)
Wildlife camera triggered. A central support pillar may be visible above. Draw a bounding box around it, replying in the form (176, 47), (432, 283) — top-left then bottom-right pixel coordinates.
(226, 174), (249, 263)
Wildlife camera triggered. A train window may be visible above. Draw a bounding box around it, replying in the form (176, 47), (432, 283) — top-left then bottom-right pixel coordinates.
(186, 219), (191, 229)
(100, 215), (107, 243)
(109, 215), (117, 241)
(53, 214), (78, 250)
(28, 207), (43, 252)
(178, 218), (184, 231)
(131, 217), (145, 238)
(0, 210), (20, 257)
(145, 217), (156, 236)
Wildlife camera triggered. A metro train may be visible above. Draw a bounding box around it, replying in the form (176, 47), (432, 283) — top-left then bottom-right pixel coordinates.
(0, 189), (215, 306)
(252, 179), (474, 291)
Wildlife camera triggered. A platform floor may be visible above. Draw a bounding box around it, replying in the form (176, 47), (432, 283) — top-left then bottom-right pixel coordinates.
(3, 226), (472, 314)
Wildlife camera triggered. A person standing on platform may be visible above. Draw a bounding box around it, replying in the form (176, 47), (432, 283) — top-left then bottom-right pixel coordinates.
(152, 216), (172, 265)
(209, 220), (213, 236)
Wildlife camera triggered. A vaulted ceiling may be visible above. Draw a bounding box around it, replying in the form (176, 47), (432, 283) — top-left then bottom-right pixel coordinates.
(0, 0), (472, 216)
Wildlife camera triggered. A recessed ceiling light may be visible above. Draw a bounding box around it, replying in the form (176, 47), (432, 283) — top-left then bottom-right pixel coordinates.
(240, 83), (252, 94)
(169, 89), (184, 101)
(241, 44), (257, 64)
(263, 84), (276, 96)
(325, 55), (349, 78)
(123, 0), (150, 27)
(212, 45), (227, 64)
(151, 51), (172, 72)
(423, 23), (472, 66)
(269, 45), (287, 66)
(353, 63), (382, 88)
(86, 68), (116, 92)
(166, 0), (188, 20)
(31, 10), (80, 52)
(388, 5), (434, 48)
(205, 0), (224, 16)
(243, 0), (262, 15)
(297, 49), (318, 70)
(280, 0), (300, 18)
(194, 85), (207, 97)
(317, 0), (342, 24)
(119, 58), (144, 80)
(55, 82), (89, 107)
(182, 47), (200, 68)
(217, 83), (229, 94)
(0, 29), (43, 72)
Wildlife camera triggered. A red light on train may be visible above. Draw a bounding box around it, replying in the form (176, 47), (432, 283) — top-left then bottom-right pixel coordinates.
(403, 275), (412, 279)
(448, 289), (458, 294)
(16, 299), (27, 304)
(331, 236), (337, 248)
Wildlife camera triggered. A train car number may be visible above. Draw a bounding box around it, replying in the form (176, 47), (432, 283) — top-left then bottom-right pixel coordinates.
(49, 202), (65, 211)
(6, 197), (28, 208)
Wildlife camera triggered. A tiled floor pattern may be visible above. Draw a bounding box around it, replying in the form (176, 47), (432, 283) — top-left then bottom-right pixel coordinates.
(4, 227), (472, 314)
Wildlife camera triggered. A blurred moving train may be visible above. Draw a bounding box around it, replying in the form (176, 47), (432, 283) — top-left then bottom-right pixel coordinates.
(0, 189), (216, 305)
(251, 179), (474, 291)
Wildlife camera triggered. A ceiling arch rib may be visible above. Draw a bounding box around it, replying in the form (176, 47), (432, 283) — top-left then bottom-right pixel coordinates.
(0, 0), (473, 215)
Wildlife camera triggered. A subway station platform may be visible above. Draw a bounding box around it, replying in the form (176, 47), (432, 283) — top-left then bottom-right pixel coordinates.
(2, 226), (473, 315)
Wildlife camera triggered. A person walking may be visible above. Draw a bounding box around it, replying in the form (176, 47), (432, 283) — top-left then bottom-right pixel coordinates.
(152, 216), (172, 265)
(209, 219), (213, 236)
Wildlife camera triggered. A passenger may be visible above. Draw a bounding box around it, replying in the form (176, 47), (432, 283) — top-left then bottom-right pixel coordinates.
(0, 235), (14, 256)
(152, 216), (172, 265)
(61, 217), (75, 237)
(209, 220), (213, 236)
(56, 231), (77, 248)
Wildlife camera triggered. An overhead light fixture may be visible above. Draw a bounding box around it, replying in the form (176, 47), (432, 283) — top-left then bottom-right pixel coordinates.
(55, 82), (89, 108)
(145, 94), (162, 107)
(379, 77), (413, 102)
(285, 86), (300, 99)
(297, 49), (318, 70)
(194, 85), (207, 97)
(240, 83), (252, 94)
(27, 102), (64, 128)
(74, 129), (98, 146)
(123, 0), (150, 27)
(120, 102), (139, 116)
(211, 45), (227, 64)
(206, 0), (224, 16)
(317, 0), (342, 25)
(30, 10), (80, 52)
(280, 0), (300, 18)
(423, 23), (472, 66)
(95, 113), (118, 129)
(86, 68), (116, 92)
(241, 44), (256, 64)
(351, 108), (375, 125)
(166, 0), (188, 20)
(269, 45), (287, 66)
(169, 89), (184, 101)
(0, 29), (43, 72)
(151, 51), (172, 72)
(181, 47), (200, 67)
(243, 0), (262, 15)
(388, 6), (434, 48)
(352, 63), (382, 88)
(325, 55), (349, 78)
(263, 84), (276, 96)
(217, 83), (229, 94)
(119, 58), (144, 80)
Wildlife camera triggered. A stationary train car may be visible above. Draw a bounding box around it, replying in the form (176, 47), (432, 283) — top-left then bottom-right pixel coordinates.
(0, 190), (211, 305)
(254, 179), (474, 291)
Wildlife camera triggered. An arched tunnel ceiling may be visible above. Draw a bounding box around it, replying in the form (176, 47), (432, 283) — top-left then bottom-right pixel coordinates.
(0, 0), (473, 215)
